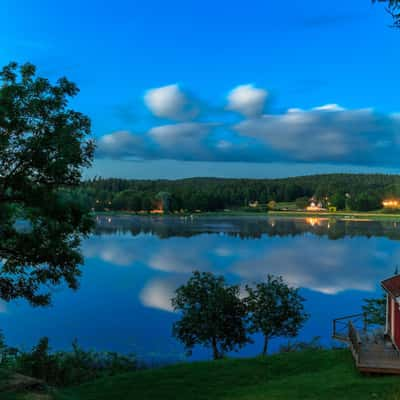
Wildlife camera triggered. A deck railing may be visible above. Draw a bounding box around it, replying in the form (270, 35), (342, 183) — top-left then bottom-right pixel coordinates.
(348, 320), (362, 363)
(333, 312), (400, 372)
(332, 313), (367, 342)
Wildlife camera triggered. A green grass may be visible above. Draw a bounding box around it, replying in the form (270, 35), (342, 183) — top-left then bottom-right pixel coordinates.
(95, 208), (400, 220)
(54, 350), (400, 400)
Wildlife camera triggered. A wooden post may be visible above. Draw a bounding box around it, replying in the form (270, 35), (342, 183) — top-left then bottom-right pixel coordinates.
(363, 312), (368, 334)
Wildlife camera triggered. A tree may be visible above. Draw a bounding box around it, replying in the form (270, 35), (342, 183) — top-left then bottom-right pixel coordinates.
(330, 192), (346, 210)
(362, 295), (386, 326)
(295, 196), (309, 210)
(171, 271), (251, 360)
(245, 275), (309, 356)
(373, 0), (400, 27)
(0, 62), (94, 306)
(113, 190), (142, 211)
(348, 192), (381, 211)
(155, 191), (171, 212)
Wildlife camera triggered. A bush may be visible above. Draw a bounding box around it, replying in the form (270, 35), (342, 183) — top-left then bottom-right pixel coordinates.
(1, 335), (137, 387)
(279, 336), (324, 353)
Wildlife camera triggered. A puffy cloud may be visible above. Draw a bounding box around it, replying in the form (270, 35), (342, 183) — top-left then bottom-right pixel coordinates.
(139, 277), (186, 312)
(96, 131), (145, 159)
(148, 238), (211, 273)
(230, 238), (387, 295)
(227, 84), (268, 117)
(96, 85), (400, 167)
(149, 122), (214, 160)
(313, 104), (345, 112)
(83, 235), (152, 266)
(234, 106), (400, 164)
(144, 84), (200, 121)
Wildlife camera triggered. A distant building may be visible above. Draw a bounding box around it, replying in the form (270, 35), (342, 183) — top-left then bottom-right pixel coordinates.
(306, 198), (326, 212)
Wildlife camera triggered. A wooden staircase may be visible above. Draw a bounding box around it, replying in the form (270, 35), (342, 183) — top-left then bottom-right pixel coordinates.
(332, 312), (400, 374)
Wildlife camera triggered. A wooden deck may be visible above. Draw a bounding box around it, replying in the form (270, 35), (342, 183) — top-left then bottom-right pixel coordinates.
(333, 313), (400, 374)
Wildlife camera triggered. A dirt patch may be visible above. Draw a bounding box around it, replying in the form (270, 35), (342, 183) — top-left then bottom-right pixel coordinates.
(22, 394), (52, 400)
(1, 373), (45, 392)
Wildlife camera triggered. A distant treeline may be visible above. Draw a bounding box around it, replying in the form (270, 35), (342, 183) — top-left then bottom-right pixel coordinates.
(78, 174), (400, 212)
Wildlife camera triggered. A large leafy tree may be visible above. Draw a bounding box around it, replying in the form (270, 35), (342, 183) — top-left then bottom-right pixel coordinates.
(245, 275), (309, 356)
(0, 62), (94, 306)
(172, 271), (251, 360)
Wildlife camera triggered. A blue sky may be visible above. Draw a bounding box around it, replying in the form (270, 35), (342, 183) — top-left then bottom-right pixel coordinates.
(2, 0), (400, 179)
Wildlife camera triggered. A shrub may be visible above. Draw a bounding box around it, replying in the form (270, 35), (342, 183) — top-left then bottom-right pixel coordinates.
(279, 336), (324, 353)
(2, 335), (137, 387)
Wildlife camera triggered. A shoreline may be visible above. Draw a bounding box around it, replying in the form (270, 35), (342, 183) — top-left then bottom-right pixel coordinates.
(94, 210), (400, 221)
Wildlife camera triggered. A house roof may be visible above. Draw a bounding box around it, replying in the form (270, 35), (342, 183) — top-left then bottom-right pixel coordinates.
(381, 275), (400, 297)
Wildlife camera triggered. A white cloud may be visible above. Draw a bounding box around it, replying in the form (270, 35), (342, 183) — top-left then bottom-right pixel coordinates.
(83, 236), (150, 267)
(144, 84), (200, 121)
(96, 86), (400, 166)
(313, 104), (345, 112)
(227, 84), (268, 117)
(234, 106), (399, 164)
(148, 238), (211, 273)
(230, 238), (386, 295)
(149, 122), (214, 160)
(97, 131), (144, 159)
(139, 277), (185, 312)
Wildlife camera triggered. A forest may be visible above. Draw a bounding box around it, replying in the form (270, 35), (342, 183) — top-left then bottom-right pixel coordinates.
(78, 174), (400, 213)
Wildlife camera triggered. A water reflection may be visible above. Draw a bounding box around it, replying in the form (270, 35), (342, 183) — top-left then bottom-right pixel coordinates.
(87, 216), (398, 304)
(94, 215), (400, 241)
(3, 215), (400, 360)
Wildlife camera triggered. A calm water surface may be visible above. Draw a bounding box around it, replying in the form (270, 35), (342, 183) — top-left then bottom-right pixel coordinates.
(2, 215), (400, 361)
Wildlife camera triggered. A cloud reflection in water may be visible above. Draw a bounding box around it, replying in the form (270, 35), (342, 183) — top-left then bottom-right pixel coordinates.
(84, 217), (397, 313)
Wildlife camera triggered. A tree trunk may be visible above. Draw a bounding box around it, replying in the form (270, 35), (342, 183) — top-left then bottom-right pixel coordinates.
(262, 336), (269, 356)
(212, 337), (220, 360)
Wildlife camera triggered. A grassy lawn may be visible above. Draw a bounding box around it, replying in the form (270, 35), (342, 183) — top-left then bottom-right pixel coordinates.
(53, 350), (400, 400)
(95, 208), (400, 220)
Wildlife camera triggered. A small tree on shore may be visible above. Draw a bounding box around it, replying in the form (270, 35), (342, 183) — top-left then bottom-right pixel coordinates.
(362, 295), (386, 326)
(172, 271), (251, 360)
(245, 275), (309, 356)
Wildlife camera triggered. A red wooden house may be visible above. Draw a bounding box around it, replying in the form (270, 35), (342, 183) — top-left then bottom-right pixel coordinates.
(382, 275), (400, 350)
(332, 274), (400, 374)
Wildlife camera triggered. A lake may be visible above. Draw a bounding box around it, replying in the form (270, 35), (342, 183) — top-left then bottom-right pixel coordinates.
(1, 215), (399, 362)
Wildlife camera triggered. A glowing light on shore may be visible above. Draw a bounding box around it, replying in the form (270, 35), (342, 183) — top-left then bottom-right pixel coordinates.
(383, 199), (400, 209)
(150, 209), (164, 214)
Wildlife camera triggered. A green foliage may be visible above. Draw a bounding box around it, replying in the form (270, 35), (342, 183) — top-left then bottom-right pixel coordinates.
(279, 336), (324, 353)
(245, 275), (309, 356)
(79, 174), (400, 213)
(0, 62), (94, 305)
(172, 271), (251, 360)
(362, 295), (386, 326)
(348, 191), (381, 212)
(57, 350), (400, 400)
(2, 336), (137, 387)
(295, 196), (309, 210)
(373, 0), (400, 26)
(329, 192), (346, 210)
(155, 191), (172, 212)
